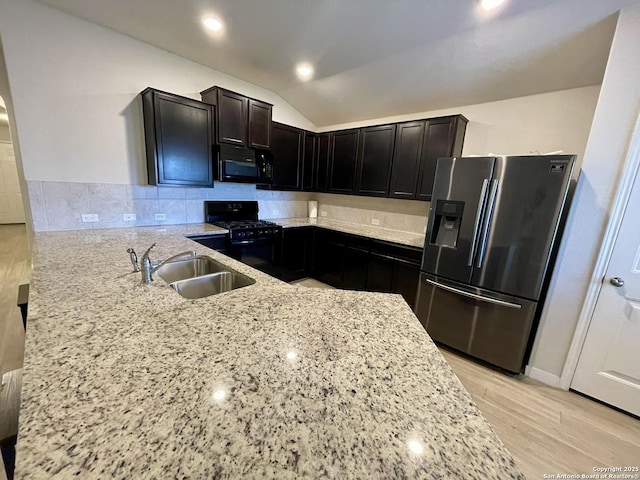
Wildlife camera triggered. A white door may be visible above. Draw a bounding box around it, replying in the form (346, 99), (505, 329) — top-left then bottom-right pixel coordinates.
(0, 140), (25, 224)
(571, 167), (640, 416)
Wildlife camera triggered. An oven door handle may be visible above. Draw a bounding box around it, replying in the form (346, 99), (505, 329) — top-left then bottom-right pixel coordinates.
(230, 238), (279, 246)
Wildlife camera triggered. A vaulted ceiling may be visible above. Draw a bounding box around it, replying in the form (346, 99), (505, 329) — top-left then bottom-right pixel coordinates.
(35, 0), (638, 127)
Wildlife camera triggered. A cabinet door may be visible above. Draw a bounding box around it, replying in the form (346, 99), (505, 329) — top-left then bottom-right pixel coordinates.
(281, 227), (314, 282)
(356, 124), (396, 196)
(343, 245), (369, 290)
(416, 116), (467, 201)
(315, 134), (330, 191)
(217, 89), (248, 146)
(302, 132), (316, 191)
(270, 122), (303, 190)
(366, 252), (395, 292)
(322, 240), (345, 287)
(329, 129), (360, 194)
(313, 229), (345, 287)
(142, 89), (214, 187)
(388, 121), (425, 199)
(248, 99), (272, 149)
(393, 258), (420, 308)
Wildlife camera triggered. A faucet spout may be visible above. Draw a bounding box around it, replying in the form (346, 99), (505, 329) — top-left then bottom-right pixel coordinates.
(151, 251), (197, 274)
(140, 243), (156, 284)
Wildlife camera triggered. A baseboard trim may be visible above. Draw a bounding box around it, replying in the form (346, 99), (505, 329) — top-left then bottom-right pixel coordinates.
(525, 366), (562, 388)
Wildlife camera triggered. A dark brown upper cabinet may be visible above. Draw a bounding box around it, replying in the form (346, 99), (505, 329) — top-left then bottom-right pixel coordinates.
(269, 122), (304, 190)
(200, 86), (272, 149)
(302, 131), (316, 190)
(356, 124), (396, 197)
(302, 132), (331, 191)
(258, 114), (466, 201)
(416, 115), (467, 201)
(388, 121), (426, 199)
(315, 134), (330, 191)
(248, 98), (272, 149)
(141, 88), (214, 187)
(328, 129), (360, 194)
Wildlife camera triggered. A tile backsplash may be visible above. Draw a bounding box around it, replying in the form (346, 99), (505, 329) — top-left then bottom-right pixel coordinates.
(315, 193), (429, 234)
(27, 181), (312, 231)
(26, 181), (429, 234)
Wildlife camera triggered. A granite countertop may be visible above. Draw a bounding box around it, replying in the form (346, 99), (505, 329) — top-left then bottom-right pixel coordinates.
(17, 224), (523, 479)
(274, 217), (426, 248)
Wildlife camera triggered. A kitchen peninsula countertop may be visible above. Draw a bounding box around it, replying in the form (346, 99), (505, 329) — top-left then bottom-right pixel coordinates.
(274, 217), (426, 248)
(17, 224), (523, 479)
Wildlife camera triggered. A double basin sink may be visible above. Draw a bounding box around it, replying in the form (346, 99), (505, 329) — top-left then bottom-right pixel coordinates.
(155, 255), (255, 299)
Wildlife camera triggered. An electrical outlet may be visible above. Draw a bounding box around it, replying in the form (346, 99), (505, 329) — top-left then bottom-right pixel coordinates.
(155, 213), (166, 221)
(371, 218), (380, 226)
(272, 209), (280, 216)
(123, 214), (136, 222)
(81, 214), (99, 223)
(320, 211), (327, 217)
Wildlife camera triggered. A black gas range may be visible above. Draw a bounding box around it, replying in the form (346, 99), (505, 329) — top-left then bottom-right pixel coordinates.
(210, 219), (282, 244)
(204, 201), (282, 272)
(205, 201), (282, 244)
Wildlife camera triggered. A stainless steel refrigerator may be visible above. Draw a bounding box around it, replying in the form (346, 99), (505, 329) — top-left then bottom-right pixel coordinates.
(414, 155), (576, 372)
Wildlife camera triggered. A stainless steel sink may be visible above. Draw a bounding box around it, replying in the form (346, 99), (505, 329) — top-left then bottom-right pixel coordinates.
(154, 255), (229, 284)
(169, 271), (255, 299)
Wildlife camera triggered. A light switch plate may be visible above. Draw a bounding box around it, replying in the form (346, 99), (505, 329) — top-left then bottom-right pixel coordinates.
(155, 213), (166, 220)
(81, 214), (99, 223)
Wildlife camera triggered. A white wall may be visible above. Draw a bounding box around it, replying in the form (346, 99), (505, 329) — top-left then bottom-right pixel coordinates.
(0, 0), (315, 186)
(319, 86), (600, 165)
(0, 124), (9, 142)
(528, 4), (640, 382)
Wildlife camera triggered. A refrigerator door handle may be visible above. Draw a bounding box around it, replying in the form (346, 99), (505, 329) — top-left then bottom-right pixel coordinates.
(468, 178), (490, 266)
(476, 179), (500, 268)
(425, 278), (522, 309)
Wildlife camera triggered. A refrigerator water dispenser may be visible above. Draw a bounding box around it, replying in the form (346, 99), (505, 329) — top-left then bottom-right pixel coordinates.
(430, 200), (464, 248)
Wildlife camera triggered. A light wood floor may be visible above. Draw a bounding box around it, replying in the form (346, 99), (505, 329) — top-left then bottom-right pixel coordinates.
(0, 224), (29, 375)
(295, 278), (640, 479)
(441, 349), (640, 479)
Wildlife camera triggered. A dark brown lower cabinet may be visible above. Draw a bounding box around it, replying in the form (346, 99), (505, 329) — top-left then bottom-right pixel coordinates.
(310, 228), (422, 307)
(279, 227), (314, 282)
(392, 258), (421, 308)
(366, 252), (395, 293)
(343, 245), (369, 290)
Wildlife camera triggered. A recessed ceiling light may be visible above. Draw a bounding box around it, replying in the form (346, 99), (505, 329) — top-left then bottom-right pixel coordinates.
(296, 63), (314, 82)
(202, 16), (224, 32)
(480, 0), (505, 10)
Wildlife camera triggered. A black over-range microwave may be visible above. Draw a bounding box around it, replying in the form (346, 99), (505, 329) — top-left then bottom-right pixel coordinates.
(218, 144), (273, 184)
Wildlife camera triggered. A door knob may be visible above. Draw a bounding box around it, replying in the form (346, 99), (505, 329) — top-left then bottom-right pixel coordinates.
(610, 277), (625, 287)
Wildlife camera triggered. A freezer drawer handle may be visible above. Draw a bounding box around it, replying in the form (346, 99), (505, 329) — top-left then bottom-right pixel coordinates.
(477, 179), (500, 268)
(425, 278), (522, 309)
(468, 178), (490, 266)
